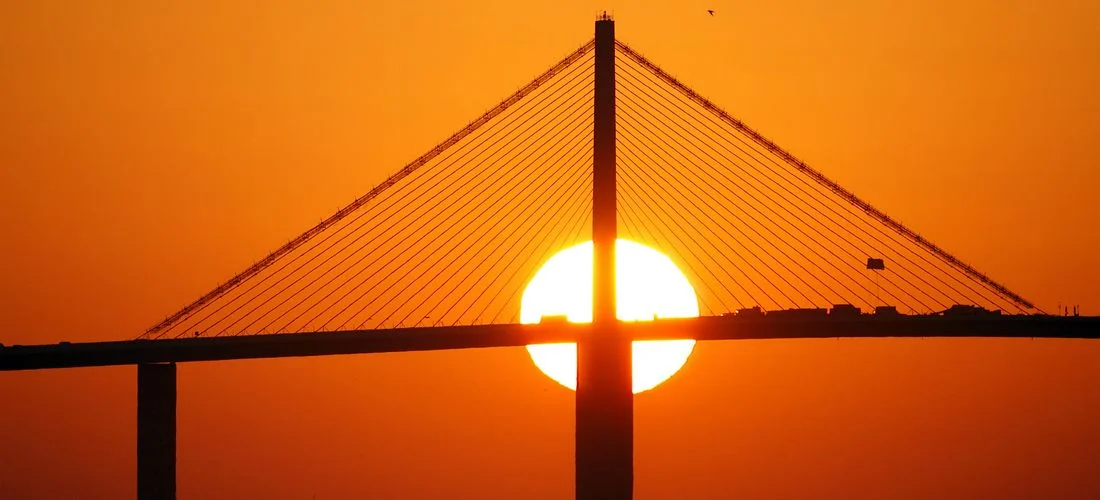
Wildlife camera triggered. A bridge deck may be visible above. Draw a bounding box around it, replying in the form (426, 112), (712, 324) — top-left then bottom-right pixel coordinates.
(3, 315), (1099, 371)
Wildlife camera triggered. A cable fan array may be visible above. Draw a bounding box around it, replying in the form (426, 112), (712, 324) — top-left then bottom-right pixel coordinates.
(142, 42), (596, 339)
(614, 41), (1033, 315)
(142, 37), (1038, 340)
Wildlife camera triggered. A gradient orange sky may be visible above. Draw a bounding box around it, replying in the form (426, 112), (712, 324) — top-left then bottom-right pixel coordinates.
(2, 0), (1099, 498)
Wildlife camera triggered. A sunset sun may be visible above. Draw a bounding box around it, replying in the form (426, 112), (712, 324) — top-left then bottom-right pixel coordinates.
(520, 239), (699, 393)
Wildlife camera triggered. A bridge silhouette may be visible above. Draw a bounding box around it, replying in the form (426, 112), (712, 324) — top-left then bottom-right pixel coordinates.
(2, 15), (1098, 500)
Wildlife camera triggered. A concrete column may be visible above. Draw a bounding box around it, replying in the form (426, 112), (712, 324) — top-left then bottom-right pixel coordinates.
(576, 13), (633, 500)
(138, 363), (176, 500)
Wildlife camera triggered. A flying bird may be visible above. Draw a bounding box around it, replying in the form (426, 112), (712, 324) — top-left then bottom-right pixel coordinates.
(707, 9), (716, 16)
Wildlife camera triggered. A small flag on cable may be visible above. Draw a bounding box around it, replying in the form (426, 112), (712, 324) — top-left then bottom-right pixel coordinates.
(866, 258), (885, 270)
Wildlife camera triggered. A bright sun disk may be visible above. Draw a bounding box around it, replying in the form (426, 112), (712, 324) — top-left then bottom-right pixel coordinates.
(521, 239), (698, 393)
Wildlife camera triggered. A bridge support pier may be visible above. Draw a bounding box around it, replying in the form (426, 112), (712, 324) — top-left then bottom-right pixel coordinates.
(576, 324), (632, 500)
(138, 362), (176, 500)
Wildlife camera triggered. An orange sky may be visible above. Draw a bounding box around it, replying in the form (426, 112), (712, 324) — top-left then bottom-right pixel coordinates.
(2, 0), (1099, 498)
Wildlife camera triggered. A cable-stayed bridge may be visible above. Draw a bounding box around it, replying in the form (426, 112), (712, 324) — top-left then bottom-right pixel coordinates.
(2, 15), (1097, 500)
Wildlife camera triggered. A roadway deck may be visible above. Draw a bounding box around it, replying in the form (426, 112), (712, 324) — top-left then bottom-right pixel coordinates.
(3, 314), (1099, 371)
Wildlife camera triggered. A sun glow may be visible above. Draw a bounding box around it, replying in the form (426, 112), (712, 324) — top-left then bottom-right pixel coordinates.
(521, 239), (698, 393)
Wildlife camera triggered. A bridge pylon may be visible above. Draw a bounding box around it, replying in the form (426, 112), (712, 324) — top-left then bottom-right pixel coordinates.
(576, 13), (633, 500)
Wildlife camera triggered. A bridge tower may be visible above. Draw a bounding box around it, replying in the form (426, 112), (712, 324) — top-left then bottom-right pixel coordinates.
(576, 13), (632, 500)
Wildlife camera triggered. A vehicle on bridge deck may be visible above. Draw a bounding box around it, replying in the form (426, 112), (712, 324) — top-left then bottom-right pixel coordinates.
(829, 304), (861, 318)
(941, 304), (1002, 317)
(539, 315), (571, 325)
(724, 306), (764, 318)
(874, 305), (900, 316)
(767, 308), (828, 319)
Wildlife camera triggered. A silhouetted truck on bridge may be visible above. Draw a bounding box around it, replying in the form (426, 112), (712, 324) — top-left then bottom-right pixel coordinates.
(829, 304), (861, 318)
(874, 305), (900, 316)
(767, 308), (829, 319)
(732, 306), (763, 318)
(941, 304), (1002, 317)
